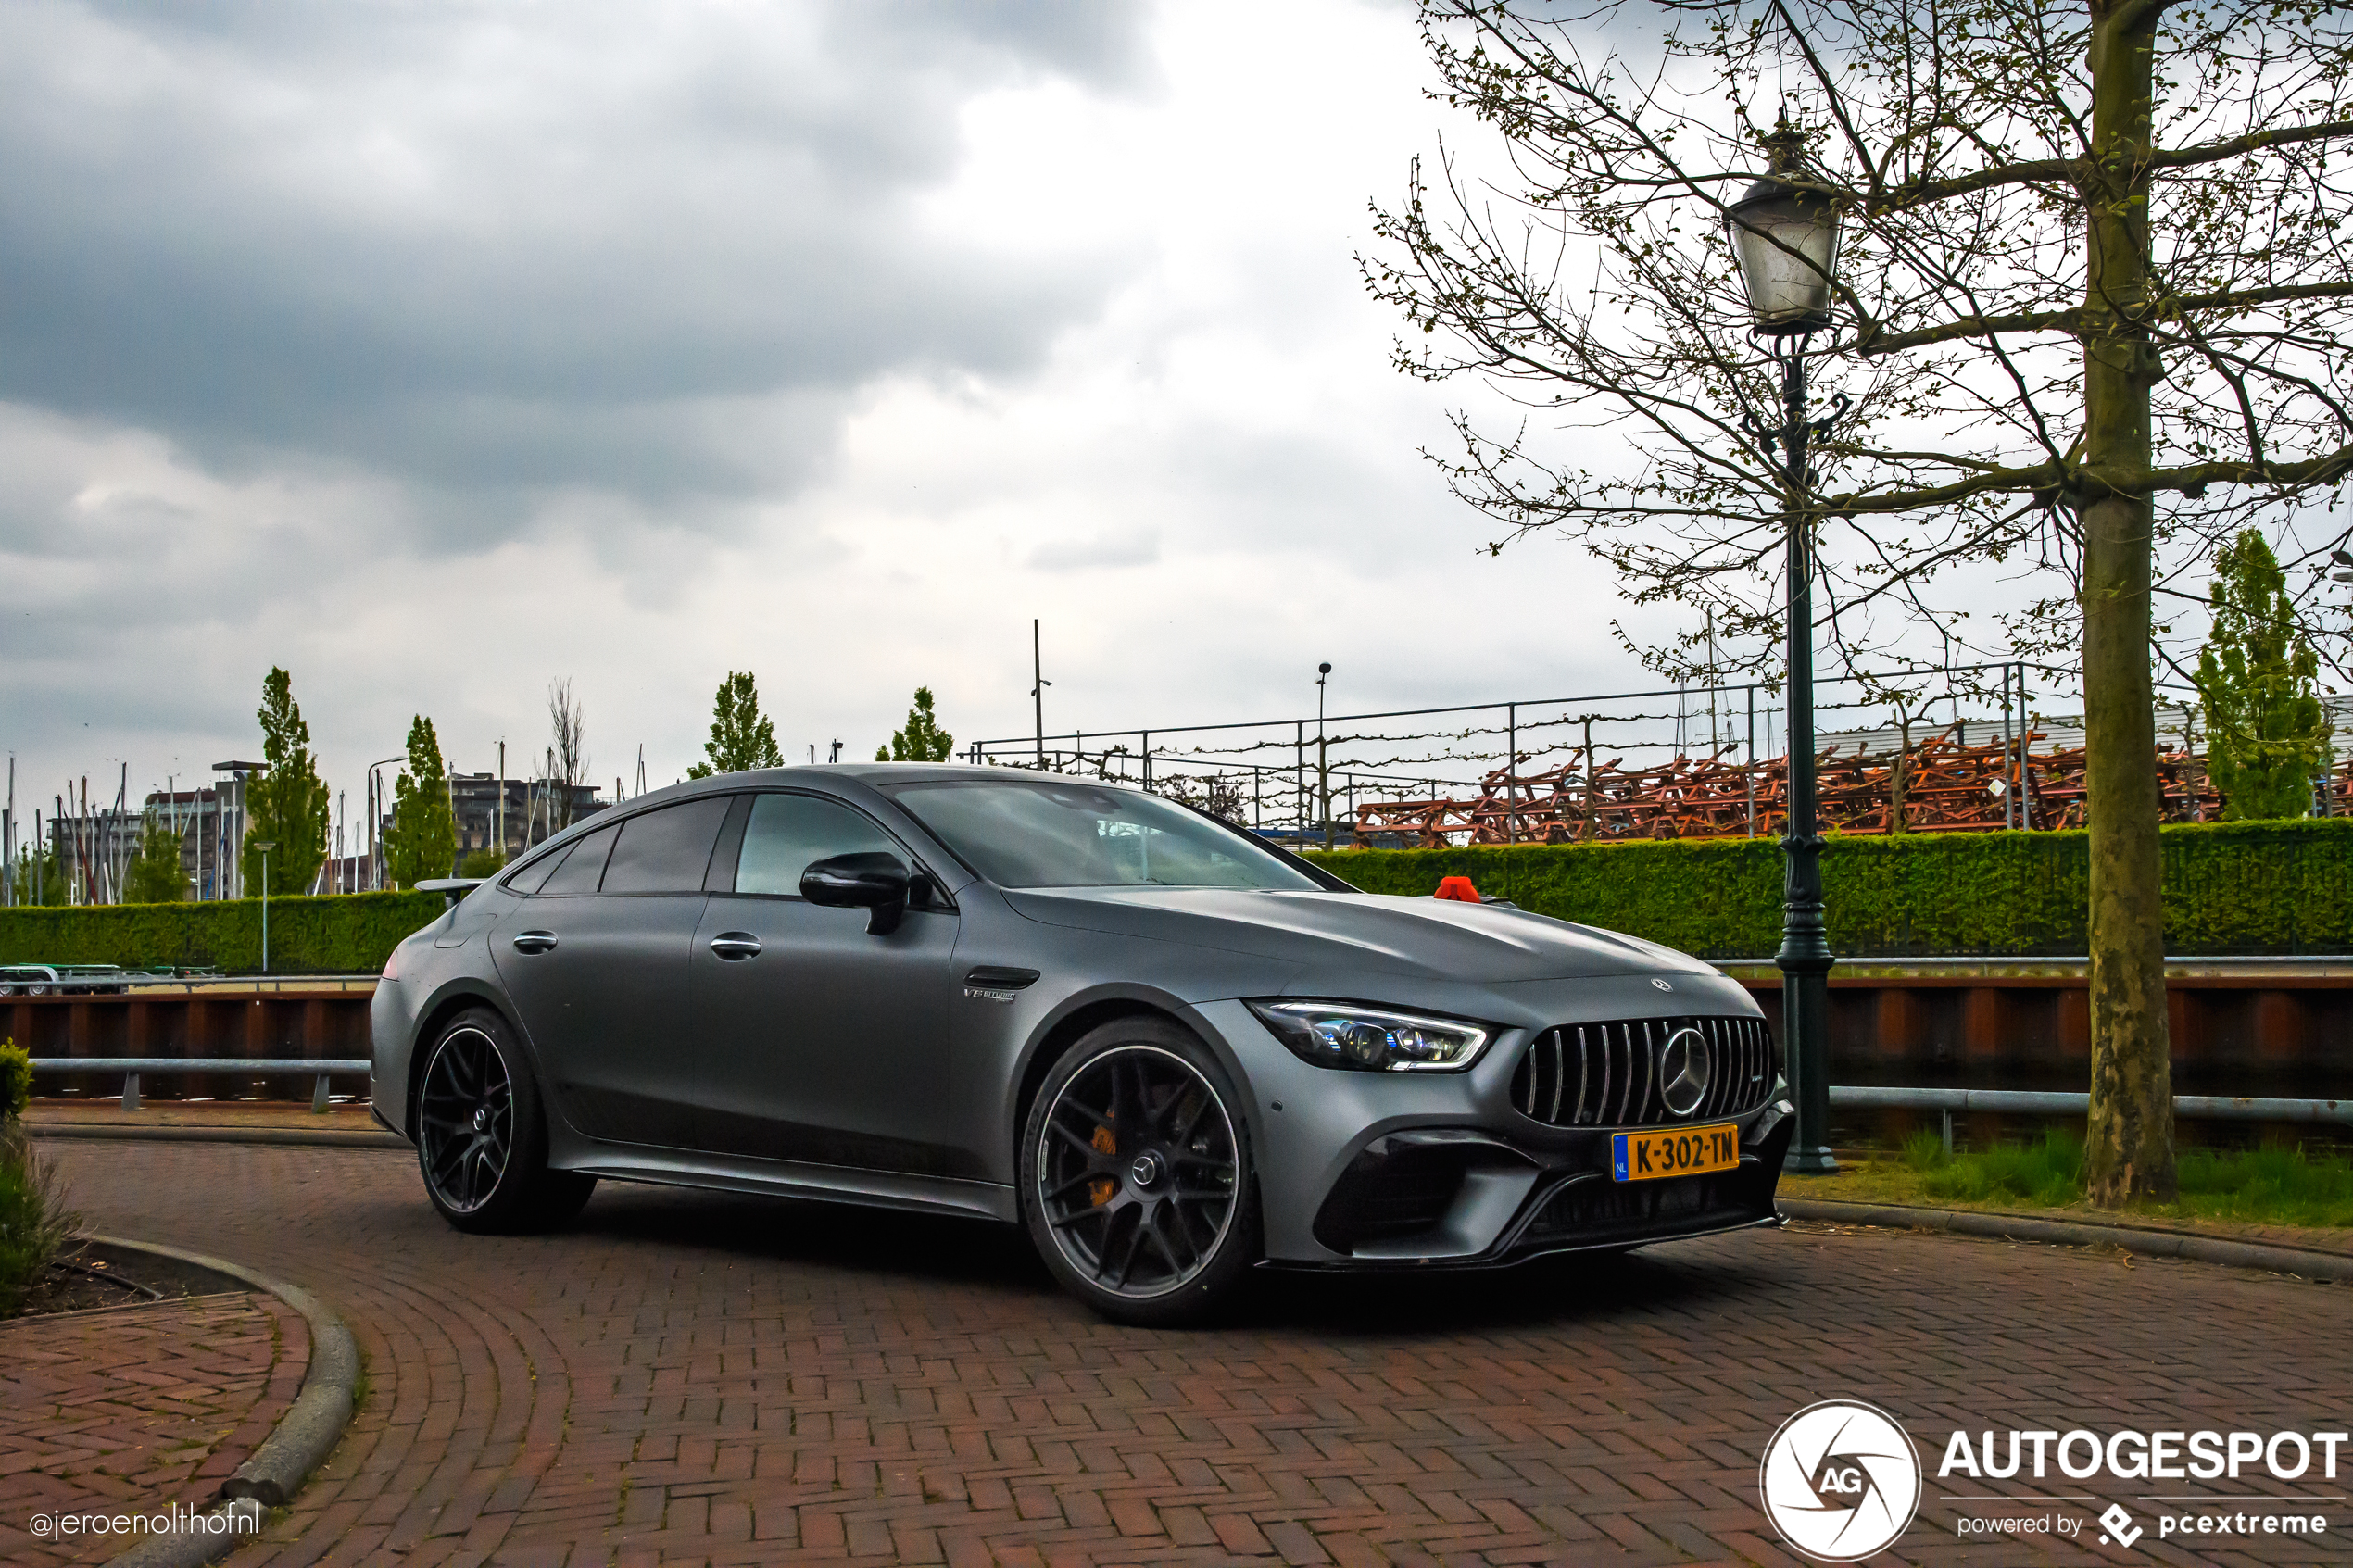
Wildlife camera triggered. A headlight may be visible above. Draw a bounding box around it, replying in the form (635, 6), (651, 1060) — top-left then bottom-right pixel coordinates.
(1246, 999), (1493, 1073)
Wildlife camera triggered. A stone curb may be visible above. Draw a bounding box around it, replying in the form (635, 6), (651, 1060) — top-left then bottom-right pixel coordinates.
(30, 1124), (408, 1149)
(1779, 1198), (2353, 1283)
(90, 1235), (362, 1568)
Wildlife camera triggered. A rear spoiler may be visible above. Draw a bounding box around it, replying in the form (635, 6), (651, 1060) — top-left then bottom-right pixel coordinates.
(415, 877), (485, 911)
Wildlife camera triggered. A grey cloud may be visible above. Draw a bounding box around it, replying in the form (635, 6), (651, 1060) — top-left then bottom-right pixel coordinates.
(0, 0), (1154, 531)
(1027, 529), (1161, 571)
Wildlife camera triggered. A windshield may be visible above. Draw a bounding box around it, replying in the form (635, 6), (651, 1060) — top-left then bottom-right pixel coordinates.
(882, 779), (1323, 891)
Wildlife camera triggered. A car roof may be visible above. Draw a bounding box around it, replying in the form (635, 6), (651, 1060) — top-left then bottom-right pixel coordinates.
(662, 763), (1140, 792)
(596, 764), (1141, 818)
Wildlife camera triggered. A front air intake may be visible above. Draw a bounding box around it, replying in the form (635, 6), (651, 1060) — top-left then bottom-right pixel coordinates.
(1509, 1015), (1776, 1128)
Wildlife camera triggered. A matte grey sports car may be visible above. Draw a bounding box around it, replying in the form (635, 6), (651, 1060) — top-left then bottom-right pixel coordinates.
(371, 765), (1790, 1324)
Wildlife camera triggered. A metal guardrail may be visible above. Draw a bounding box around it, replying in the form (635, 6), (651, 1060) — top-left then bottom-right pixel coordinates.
(30, 1058), (371, 1113)
(27, 1060), (2349, 1140)
(1831, 1085), (2353, 1154)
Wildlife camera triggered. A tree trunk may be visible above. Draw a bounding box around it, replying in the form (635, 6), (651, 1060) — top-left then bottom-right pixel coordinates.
(2082, 0), (2176, 1204)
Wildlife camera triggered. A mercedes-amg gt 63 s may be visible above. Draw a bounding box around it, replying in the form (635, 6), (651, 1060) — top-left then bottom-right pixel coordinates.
(371, 766), (1790, 1324)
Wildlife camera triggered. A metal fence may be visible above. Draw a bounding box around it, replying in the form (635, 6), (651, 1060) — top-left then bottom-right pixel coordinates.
(972, 665), (2351, 847)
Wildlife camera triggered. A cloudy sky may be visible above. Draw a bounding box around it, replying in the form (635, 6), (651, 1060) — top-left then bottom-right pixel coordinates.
(1, 0), (1705, 826)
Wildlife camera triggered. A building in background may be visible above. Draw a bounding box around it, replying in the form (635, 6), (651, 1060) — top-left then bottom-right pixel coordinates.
(144, 785), (245, 900)
(384, 774), (609, 878)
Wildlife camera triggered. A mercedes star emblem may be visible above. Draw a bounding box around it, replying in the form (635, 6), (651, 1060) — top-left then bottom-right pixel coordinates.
(1657, 1027), (1712, 1117)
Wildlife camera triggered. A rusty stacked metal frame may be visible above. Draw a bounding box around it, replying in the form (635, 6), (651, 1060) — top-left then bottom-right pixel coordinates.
(967, 665), (2348, 847)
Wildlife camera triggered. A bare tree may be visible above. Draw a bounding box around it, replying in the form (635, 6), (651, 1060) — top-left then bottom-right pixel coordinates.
(1152, 771), (1252, 824)
(1367, 0), (2353, 1204)
(547, 677), (588, 832)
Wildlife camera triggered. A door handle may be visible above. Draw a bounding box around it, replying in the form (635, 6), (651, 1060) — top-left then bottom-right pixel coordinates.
(709, 932), (762, 960)
(510, 930), (559, 955)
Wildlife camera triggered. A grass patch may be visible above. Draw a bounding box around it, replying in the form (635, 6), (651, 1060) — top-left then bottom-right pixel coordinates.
(1785, 1135), (2353, 1230)
(2174, 1145), (2353, 1226)
(1914, 1128), (2088, 1207)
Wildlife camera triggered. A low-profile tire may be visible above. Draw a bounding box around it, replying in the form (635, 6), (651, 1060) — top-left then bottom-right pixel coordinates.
(1019, 1016), (1260, 1327)
(414, 1007), (595, 1235)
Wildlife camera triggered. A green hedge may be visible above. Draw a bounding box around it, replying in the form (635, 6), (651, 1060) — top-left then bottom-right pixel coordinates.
(1304, 818), (2353, 958)
(2, 820), (2347, 969)
(0, 890), (445, 974)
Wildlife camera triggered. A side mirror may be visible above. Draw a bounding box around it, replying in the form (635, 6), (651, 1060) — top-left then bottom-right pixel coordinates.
(799, 851), (912, 935)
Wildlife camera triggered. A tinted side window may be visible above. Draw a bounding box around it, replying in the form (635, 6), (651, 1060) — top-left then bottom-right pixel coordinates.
(736, 794), (903, 897)
(504, 843), (572, 896)
(536, 823), (618, 895)
(600, 797), (732, 894)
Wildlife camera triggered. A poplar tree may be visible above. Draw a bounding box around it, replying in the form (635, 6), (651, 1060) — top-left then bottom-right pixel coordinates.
(384, 716), (459, 887)
(877, 687), (954, 762)
(123, 815), (188, 903)
(2195, 532), (2332, 820)
(686, 671), (785, 778)
(244, 667), (331, 895)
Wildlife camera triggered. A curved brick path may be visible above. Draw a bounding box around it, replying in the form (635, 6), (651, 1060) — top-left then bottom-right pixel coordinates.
(33, 1141), (2353, 1567)
(1, 1288), (306, 1567)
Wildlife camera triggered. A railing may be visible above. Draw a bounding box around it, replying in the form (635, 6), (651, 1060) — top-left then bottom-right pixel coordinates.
(1830, 1085), (2353, 1155)
(28, 1058), (2350, 1151)
(29, 1058), (371, 1114)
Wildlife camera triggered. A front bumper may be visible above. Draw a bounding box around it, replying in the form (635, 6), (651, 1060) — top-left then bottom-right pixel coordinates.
(1272, 1100), (1792, 1271)
(1193, 993), (1790, 1268)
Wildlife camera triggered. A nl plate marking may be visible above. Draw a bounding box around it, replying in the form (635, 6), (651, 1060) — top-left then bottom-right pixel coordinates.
(1612, 1123), (1738, 1183)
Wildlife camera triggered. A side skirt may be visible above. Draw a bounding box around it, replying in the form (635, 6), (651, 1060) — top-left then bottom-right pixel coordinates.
(565, 1144), (1019, 1224)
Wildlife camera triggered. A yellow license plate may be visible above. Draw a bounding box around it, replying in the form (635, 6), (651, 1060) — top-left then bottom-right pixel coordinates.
(1611, 1123), (1739, 1183)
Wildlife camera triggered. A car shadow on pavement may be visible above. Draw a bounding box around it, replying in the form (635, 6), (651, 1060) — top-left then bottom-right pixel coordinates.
(1240, 1245), (1784, 1338)
(560, 1182), (1783, 1336)
(567, 1184), (1056, 1290)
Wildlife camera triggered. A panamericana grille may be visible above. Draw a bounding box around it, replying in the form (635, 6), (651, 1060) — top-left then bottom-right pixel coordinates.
(1509, 1015), (1776, 1128)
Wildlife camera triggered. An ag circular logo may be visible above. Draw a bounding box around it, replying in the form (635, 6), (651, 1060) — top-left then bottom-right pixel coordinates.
(1758, 1400), (1922, 1561)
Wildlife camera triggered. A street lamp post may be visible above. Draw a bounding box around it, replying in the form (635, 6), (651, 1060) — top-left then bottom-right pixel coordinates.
(1315, 663), (1333, 850)
(1727, 125), (1844, 1174)
(1032, 619), (1052, 770)
(253, 839), (278, 974)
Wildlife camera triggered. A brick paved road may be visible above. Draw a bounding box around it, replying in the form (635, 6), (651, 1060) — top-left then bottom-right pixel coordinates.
(35, 1142), (2353, 1567)
(1, 1288), (306, 1567)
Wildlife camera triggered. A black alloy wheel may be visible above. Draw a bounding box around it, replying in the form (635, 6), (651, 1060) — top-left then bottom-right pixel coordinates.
(418, 1022), (515, 1214)
(1022, 1020), (1258, 1324)
(414, 1008), (594, 1234)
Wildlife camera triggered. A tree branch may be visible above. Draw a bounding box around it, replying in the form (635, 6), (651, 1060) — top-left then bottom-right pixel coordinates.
(1857, 281), (2353, 357)
(1838, 119), (2353, 216)
(1820, 441), (2353, 516)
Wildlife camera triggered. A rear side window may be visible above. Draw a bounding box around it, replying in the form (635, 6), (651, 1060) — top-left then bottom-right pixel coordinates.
(535, 823), (618, 895)
(503, 845), (571, 896)
(735, 794), (903, 897)
(600, 797), (732, 894)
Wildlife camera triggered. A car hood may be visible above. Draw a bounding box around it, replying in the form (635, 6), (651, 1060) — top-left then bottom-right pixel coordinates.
(1002, 886), (1713, 983)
